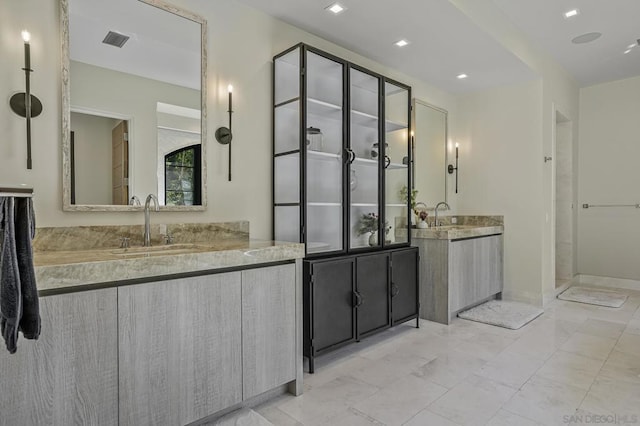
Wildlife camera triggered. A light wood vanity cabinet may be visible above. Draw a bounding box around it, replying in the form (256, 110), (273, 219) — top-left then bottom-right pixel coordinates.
(242, 265), (297, 399)
(118, 272), (243, 426)
(0, 288), (118, 426)
(418, 234), (503, 324)
(0, 263), (299, 426)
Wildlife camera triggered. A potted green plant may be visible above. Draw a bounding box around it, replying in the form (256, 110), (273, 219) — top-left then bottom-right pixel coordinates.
(356, 213), (390, 246)
(399, 185), (419, 225)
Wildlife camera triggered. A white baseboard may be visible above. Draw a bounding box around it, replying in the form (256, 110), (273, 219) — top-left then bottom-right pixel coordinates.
(577, 274), (640, 292)
(501, 289), (543, 307)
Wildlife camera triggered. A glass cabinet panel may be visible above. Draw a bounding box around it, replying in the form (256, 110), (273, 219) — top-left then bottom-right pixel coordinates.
(349, 68), (381, 250)
(384, 81), (410, 246)
(305, 52), (344, 254)
(274, 47), (301, 243)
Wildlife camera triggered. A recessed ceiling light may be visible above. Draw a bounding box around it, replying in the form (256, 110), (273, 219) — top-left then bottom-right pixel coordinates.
(325, 3), (346, 14)
(571, 32), (602, 44)
(457, 74), (468, 79)
(395, 39), (410, 47)
(564, 9), (579, 18)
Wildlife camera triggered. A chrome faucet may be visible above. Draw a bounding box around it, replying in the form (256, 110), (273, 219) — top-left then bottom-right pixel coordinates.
(434, 201), (450, 227)
(143, 194), (160, 247)
(129, 195), (141, 206)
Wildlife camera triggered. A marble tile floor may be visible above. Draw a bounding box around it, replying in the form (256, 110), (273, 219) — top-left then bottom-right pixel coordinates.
(256, 287), (640, 426)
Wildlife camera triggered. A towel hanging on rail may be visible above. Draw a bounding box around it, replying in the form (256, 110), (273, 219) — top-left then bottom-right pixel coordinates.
(0, 195), (40, 354)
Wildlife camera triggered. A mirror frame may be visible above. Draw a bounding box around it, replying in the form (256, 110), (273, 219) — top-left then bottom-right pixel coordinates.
(61, 0), (208, 211)
(411, 98), (448, 206)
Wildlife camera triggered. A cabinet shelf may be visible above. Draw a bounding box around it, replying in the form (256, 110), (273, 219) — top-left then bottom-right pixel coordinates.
(352, 156), (407, 170)
(279, 96), (407, 132)
(308, 202), (341, 206)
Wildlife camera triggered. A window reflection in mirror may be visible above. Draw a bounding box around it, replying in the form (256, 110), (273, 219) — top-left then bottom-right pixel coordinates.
(412, 99), (448, 208)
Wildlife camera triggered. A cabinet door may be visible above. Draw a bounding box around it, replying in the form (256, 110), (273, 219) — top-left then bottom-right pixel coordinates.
(449, 235), (503, 312)
(118, 273), (242, 426)
(0, 288), (118, 426)
(305, 50), (345, 255)
(349, 67), (381, 250)
(242, 264), (296, 400)
(356, 252), (390, 337)
(383, 80), (411, 247)
(391, 248), (419, 324)
(310, 258), (356, 353)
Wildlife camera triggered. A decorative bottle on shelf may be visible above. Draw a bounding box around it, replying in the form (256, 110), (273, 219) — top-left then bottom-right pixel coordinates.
(306, 127), (324, 151)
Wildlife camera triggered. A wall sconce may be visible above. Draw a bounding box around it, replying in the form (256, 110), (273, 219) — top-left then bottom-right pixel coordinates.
(10, 31), (43, 170)
(215, 84), (233, 181)
(447, 142), (459, 194)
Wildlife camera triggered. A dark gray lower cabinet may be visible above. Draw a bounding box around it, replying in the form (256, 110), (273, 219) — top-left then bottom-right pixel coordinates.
(357, 253), (391, 338)
(304, 247), (418, 372)
(391, 248), (420, 325)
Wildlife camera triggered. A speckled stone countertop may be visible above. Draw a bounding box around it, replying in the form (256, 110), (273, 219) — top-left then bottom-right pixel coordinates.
(397, 216), (504, 241)
(33, 222), (304, 294)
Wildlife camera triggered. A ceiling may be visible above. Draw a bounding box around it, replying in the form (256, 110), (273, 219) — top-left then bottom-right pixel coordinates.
(492, 0), (640, 87)
(236, 0), (640, 93)
(69, 0), (201, 90)
(236, 0), (537, 94)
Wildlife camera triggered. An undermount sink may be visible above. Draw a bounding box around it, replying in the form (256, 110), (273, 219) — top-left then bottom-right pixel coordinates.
(111, 243), (210, 257)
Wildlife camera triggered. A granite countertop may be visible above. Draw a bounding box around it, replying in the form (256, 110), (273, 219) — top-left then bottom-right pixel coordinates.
(32, 222), (304, 294)
(396, 215), (504, 241)
(410, 225), (504, 240)
(35, 239), (304, 293)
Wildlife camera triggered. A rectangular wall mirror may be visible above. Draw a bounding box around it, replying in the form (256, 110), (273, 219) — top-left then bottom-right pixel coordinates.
(61, 0), (207, 211)
(412, 99), (447, 208)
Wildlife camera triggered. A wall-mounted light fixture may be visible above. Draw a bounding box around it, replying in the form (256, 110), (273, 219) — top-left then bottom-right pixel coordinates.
(447, 142), (459, 193)
(10, 31), (43, 170)
(215, 84), (233, 181)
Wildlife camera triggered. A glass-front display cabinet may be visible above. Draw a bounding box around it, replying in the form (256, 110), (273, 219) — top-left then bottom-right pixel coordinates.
(273, 43), (411, 257)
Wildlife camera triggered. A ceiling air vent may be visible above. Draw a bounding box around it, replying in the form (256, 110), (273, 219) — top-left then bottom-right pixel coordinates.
(102, 31), (130, 48)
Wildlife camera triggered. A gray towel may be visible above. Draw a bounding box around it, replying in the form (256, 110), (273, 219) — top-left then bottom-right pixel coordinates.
(0, 197), (22, 353)
(15, 198), (40, 340)
(0, 197), (40, 354)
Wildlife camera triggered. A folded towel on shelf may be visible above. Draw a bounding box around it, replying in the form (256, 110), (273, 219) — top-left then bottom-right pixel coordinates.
(0, 197), (22, 354)
(0, 196), (40, 354)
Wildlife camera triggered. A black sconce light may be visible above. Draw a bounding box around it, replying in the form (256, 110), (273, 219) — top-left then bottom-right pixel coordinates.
(10, 31), (43, 170)
(447, 142), (459, 194)
(215, 84), (233, 181)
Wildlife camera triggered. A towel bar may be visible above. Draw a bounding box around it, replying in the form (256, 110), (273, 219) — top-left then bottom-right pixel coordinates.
(582, 203), (640, 209)
(0, 186), (34, 198)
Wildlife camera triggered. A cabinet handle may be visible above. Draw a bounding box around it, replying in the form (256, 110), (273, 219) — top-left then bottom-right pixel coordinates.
(353, 291), (363, 307)
(344, 149), (356, 164)
(391, 283), (399, 297)
(384, 155), (391, 169)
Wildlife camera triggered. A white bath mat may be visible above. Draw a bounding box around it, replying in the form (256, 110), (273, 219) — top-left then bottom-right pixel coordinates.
(558, 286), (628, 308)
(458, 300), (544, 330)
(212, 409), (274, 426)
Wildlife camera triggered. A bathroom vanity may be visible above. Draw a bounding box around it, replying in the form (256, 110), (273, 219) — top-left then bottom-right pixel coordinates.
(0, 223), (304, 426)
(407, 216), (504, 324)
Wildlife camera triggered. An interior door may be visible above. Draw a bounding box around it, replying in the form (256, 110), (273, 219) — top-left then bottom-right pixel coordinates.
(112, 120), (129, 205)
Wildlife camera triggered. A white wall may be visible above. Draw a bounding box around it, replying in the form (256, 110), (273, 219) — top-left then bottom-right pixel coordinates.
(0, 0), (456, 239)
(578, 76), (640, 281)
(70, 112), (117, 205)
(456, 80), (544, 304)
(449, 0), (580, 304)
